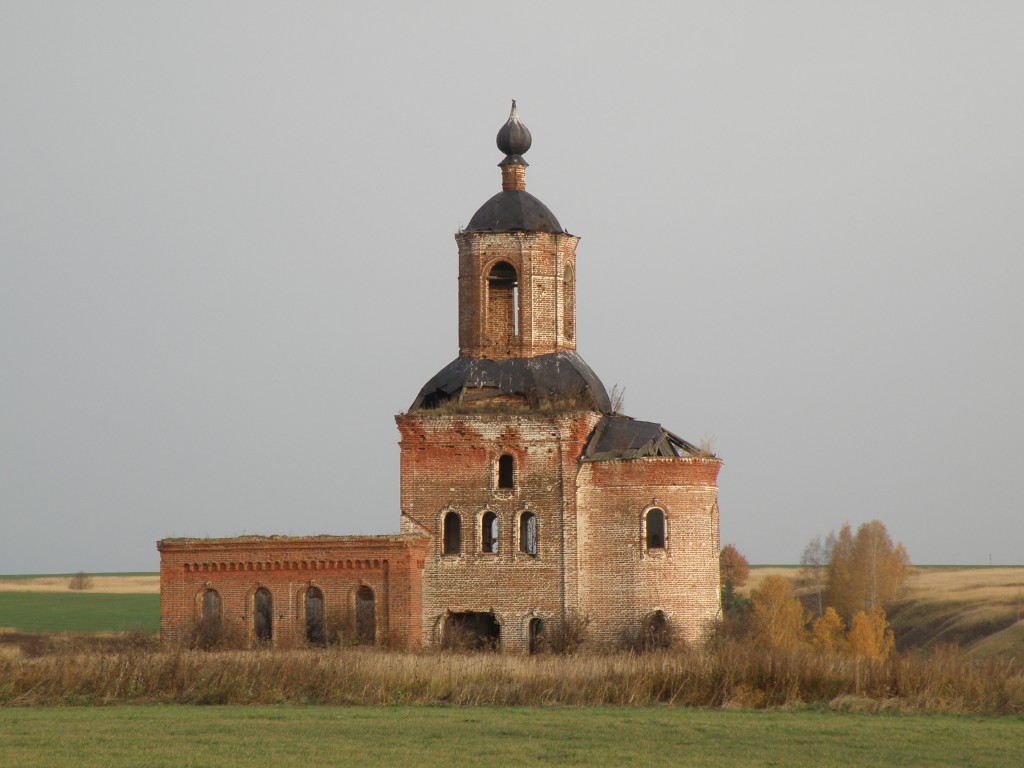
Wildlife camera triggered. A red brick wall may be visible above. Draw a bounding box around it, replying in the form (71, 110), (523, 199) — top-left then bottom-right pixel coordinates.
(397, 409), (722, 651)
(158, 535), (428, 650)
(577, 458), (722, 646)
(397, 410), (601, 651)
(456, 231), (578, 359)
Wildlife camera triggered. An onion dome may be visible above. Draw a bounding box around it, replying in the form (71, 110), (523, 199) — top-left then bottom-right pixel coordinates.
(464, 101), (567, 234)
(496, 100), (532, 165)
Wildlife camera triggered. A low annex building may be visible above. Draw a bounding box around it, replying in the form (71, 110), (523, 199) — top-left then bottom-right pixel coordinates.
(159, 104), (722, 652)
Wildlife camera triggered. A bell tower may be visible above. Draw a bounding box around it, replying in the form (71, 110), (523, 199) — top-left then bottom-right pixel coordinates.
(398, 102), (721, 653)
(456, 102), (580, 360)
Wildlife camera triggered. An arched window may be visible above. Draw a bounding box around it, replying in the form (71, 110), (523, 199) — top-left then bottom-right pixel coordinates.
(646, 508), (666, 550)
(519, 511), (538, 556)
(201, 588), (221, 623)
(196, 588), (223, 649)
(481, 511), (498, 553)
(305, 586), (324, 645)
(486, 261), (519, 344)
(498, 454), (515, 489)
(355, 586), (375, 645)
(563, 262), (575, 340)
(529, 617), (544, 655)
(443, 511), (462, 555)
(253, 588), (273, 644)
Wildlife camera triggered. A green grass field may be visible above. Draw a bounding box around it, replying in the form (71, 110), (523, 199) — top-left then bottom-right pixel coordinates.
(1, 706), (1021, 767)
(0, 592), (159, 633)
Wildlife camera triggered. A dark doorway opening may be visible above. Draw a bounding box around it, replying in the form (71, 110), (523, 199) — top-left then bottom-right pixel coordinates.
(305, 586), (324, 645)
(444, 611), (501, 651)
(642, 610), (671, 649)
(528, 617), (544, 655)
(253, 588), (273, 644)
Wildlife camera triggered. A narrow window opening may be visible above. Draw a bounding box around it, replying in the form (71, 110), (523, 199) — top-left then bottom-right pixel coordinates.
(519, 512), (538, 556)
(253, 588), (273, 644)
(355, 586), (376, 645)
(443, 511), (462, 555)
(305, 586), (324, 645)
(498, 454), (515, 489)
(512, 283), (520, 335)
(646, 508), (666, 550)
(563, 263), (575, 341)
(481, 511), (498, 553)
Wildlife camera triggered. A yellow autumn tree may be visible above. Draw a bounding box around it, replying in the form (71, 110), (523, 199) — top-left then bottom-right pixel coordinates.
(750, 575), (807, 651)
(827, 520), (910, 621)
(847, 607), (895, 661)
(809, 606), (845, 654)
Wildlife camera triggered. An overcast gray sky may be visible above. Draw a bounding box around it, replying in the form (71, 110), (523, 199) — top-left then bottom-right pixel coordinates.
(2, 2), (1022, 573)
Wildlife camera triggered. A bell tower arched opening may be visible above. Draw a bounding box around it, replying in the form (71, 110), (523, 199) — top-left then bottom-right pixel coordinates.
(486, 261), (519, 347)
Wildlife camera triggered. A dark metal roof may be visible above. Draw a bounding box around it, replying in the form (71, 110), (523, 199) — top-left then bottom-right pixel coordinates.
(582, 415), (700, 461)
(465, 190), (565, 233)
(410, 351), (610, 411)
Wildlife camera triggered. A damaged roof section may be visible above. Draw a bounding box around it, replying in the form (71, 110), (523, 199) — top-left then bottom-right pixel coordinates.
(411, 351), (611, 412)
(582, 414), (704, 461)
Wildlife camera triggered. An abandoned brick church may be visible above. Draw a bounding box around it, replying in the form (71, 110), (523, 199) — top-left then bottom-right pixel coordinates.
(158, 104), (722, 652)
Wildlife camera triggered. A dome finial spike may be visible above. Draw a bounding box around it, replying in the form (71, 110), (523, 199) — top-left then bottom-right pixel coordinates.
(497, 100), (532, 165)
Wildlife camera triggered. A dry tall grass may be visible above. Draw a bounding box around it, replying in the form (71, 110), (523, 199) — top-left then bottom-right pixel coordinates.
(2, 635), (1022, 712)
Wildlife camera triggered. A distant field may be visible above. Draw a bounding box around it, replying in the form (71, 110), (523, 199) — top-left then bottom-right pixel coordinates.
(743, 565), (1024, 656)
(0, 573), (158, 594)
(0, 592), (159, 633)
(1, 706), (1021, 768)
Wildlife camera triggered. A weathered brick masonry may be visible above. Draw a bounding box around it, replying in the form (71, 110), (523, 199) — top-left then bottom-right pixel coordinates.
(158, 535), (428, 649)
(158, 102), (722, 651)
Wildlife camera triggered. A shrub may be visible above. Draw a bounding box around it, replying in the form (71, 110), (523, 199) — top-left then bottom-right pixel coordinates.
(544, 610), (590, 655)
(620, 611), (675, 652)
(67, 572), (94, 590)
(187, 618), (246, 651)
